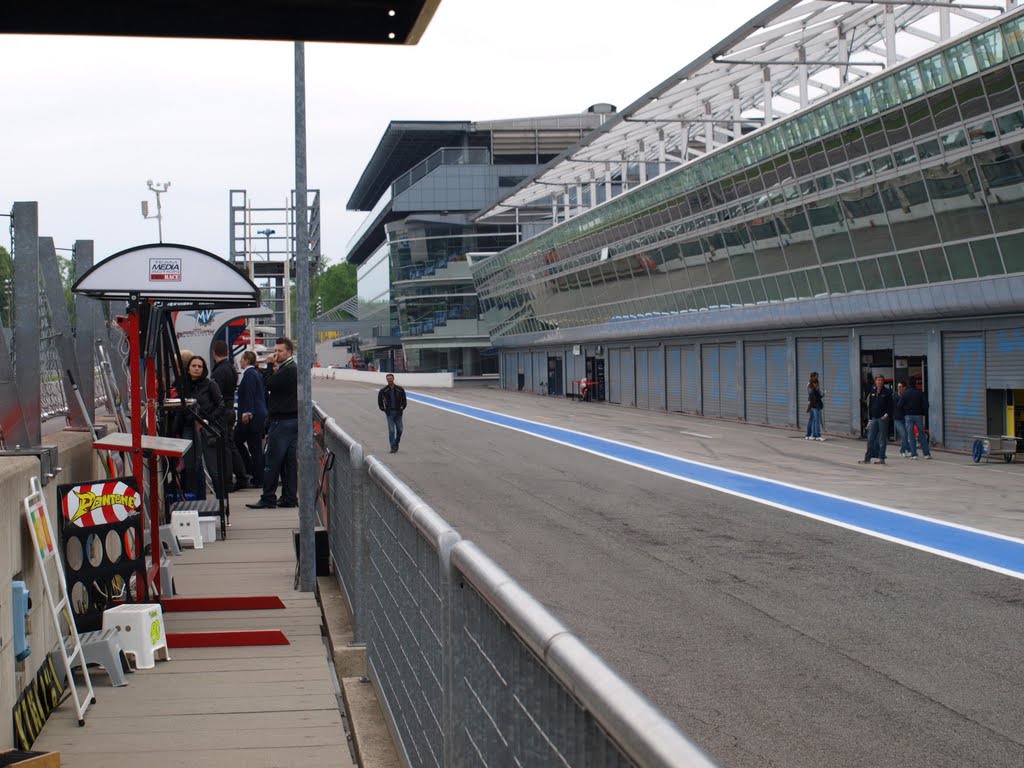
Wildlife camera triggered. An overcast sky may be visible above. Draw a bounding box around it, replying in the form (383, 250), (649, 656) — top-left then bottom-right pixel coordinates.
(1, 0), (771, 265)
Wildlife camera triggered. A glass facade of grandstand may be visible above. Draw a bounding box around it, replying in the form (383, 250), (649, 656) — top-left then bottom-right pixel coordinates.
(476, 13), (1024, 451)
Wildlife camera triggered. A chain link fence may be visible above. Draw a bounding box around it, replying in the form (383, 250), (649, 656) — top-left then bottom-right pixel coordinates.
(313, 402), (716, 768)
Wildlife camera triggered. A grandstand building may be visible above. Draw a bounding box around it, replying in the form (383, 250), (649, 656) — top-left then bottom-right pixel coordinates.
(473, 0), (1024, 450)
(344, 111), (610, 374)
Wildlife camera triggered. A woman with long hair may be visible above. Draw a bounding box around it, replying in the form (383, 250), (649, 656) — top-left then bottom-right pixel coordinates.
(183, 355), (226, 499)
(805, 371), (825, 441)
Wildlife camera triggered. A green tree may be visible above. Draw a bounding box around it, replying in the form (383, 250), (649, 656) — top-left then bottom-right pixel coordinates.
(312, 261), (357, 318)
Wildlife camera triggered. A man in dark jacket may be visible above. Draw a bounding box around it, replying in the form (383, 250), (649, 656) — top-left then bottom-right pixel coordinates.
(898, 379), (932, 459)
(247, 337), (298, 509)
(235, 350), (267, 486)
(859, 374), (893, 465)
(210, 340), (248, 491)
(378, 373), (407, 453)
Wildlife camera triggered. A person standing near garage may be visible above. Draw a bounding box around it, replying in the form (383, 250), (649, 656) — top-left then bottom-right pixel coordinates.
(859, 375), (893, 465)
(899, 379), (932, 460)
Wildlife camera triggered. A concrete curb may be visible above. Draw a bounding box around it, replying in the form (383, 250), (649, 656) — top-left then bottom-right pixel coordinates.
(318, 576), (399, 767)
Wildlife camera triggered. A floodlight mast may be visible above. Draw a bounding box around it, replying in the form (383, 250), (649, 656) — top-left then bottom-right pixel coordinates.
(142, 180), (171, 243)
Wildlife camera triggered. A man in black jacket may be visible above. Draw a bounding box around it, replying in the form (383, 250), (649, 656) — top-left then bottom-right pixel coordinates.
(898, 379), (932, 459)
(859, 374), (893, 465)
(247, 337), (298, 509)
(378, 373), (407, 453)
(210, 340), (248, 491)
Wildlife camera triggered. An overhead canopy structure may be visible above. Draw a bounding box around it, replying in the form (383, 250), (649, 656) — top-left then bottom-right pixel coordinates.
(0, 0), (442, 44)
(477, 0), (1007, 224)
(73, 244), (261, 310)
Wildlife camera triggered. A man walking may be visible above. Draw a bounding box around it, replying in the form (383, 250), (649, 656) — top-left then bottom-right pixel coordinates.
(378, 373), (407, 453)
(210, 340), (248, 492)
(247, 337), (298, 509)
(235, 350), (267, 487)
(859, 374), (893, 465)
(898, 379), (932, 460)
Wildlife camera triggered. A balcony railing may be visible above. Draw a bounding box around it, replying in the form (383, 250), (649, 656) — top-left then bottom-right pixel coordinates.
(392, 147), (490, 197)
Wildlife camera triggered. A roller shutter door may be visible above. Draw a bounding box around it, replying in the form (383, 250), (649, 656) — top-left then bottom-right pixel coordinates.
(608, 348), (622, 404)
(532, 352), (547, 394)
(895, 333), (928, 356)
(636, 348), (650, 409)
(666, 346), (682, 412)
(502, 353), (514, 389)
(985, 328), (1024, 389)
(702, 345), (721, 417)
(823, 338), (852, 433)
(861, 334), (893, 349)
(766, 342), (791, 426)
(943, 333), (986, 450)
(522, 352), (533, 394)
(621, 348), (636, 407)
(745, 344), (768, 424)
(682, 345), (700, 414)
(720, 344), (740, 419)
(797, 339), (824, 430)
(649, 348), (666, 411)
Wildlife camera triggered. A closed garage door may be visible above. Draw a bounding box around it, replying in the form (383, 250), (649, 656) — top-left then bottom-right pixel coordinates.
(621, 348), (635, 406)
(824, 338), (852, 434)
(765, 342), (791, 426)
(943, 333), (985, 450)
(666, 346), (682, 412)
(702, 345), (721, 417)
(532, 352), (547, 394)
(636, 348), (650, 409)
(745, 344), (768, 424)
(636, 347), (665, 411)
(745, 342), (790, 425)
(797, 339), (823, 430)
(720, 344), (739, 419)
(986, 328), (1024, 388)
(682, 345), (699, 414)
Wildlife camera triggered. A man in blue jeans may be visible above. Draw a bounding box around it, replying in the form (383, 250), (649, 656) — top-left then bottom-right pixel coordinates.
(898, 379), (932, 459)
(247, 337), (298, 509)
(378, 373), (407, 453)
(859, 375), (893, 465)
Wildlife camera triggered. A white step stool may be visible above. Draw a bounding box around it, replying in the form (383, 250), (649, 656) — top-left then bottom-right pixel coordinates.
(170, 509), (203, 549)
(147, 555), (176, 597)
(198, 515), (219, 543)
(102, 604), (171, 670)
(73, 629), (132, 687)
(160, 523), (182, 556)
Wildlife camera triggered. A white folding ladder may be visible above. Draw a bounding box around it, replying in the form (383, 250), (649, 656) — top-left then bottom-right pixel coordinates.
(23, 476), (95, 726)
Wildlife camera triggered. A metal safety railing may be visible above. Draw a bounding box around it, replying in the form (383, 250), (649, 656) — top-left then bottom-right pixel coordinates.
(313, 402), (716, 768)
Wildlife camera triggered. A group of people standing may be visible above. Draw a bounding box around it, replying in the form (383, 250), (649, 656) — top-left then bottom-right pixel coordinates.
(175, 337), (299, 509)
(806, 372), (931, 464)
(859, 375), (931, 465)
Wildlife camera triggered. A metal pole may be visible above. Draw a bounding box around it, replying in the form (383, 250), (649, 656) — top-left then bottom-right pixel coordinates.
(74, 241), (96, 421)
(13, 202), (41, 447)
(295, 41), (315, 592)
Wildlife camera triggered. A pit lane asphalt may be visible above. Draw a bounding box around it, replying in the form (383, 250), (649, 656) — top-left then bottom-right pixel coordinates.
(314, 379), (1024, 768)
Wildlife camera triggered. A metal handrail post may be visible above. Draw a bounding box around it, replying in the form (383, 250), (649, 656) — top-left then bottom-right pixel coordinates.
(349, 439), (366, 643)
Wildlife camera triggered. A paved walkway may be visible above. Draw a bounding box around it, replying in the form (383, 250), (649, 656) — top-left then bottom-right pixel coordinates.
(35, 488), (353, 768)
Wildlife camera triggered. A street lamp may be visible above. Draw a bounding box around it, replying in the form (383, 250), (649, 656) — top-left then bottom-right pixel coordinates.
(141, 180), (171, 243)
(257, 228), (275, 260)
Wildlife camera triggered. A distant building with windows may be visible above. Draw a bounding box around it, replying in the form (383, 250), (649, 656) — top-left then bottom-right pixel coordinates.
(473, 0), (1024, 451)
(344, 110), (612, 374)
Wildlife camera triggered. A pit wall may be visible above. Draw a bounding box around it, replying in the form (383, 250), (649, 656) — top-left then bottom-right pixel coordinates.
(1, 429), (102, 749)
(311, 367), (453, 388)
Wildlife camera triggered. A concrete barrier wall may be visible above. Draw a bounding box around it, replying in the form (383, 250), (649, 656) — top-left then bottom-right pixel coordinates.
(312, 367), (453, 388)
(1, 429), (102, 749)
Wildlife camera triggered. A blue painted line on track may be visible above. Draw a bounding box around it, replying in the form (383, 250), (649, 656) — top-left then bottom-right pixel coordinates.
(408, 391), (1024, 580)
